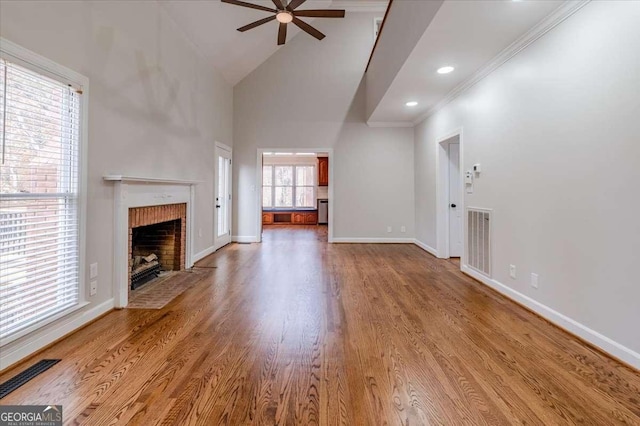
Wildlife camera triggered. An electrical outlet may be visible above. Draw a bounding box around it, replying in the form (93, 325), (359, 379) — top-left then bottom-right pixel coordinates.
(509, 264), (516, 279)
(90, 262), (98, 279)
(90, 280), (97, 296)
(531, 273), (539, 289)
(401, 226), (406, 233)
(387, 226), (392, 233)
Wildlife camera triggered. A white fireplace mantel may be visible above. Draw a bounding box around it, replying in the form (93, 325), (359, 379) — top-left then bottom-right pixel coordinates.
(103, 174), (201, 185)
(103, 175), (198, 308)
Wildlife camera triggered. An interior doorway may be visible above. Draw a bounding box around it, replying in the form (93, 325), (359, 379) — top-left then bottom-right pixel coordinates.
(256, 148), (334, 243)
(437, 130), (463, 259)
(215, 142), (232, 250)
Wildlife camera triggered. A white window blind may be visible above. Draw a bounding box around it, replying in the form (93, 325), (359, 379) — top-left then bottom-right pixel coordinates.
(0, 57), (81, 341)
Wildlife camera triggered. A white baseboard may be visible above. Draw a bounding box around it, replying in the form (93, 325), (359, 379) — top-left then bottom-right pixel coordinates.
(461, 265), (640, 370)
(413, 239), (438, 257)
(193, 245), (216, 263)
(332, 237), (415, 244)
(232, 235), (259, 243)
(0, 298), (115, 371)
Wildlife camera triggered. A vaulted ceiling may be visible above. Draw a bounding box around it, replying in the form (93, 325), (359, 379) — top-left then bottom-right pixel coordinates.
(162, 0), (388, 85)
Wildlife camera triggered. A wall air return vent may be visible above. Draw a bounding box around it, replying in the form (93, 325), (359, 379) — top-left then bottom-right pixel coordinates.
(467, 208), (492, 277)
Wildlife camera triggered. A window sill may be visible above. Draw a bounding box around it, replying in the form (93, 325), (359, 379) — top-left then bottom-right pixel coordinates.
(262, 208), (317, 212)
(0, 300), (90, 347)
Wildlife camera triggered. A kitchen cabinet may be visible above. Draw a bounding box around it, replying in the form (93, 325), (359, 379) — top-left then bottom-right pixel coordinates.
(262, 210), (317, 225)
(318, 157), (329, 186)
(292, 213), (305, 224)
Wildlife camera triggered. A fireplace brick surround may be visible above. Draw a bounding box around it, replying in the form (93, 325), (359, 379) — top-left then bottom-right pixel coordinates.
(128, 203), (187, 295)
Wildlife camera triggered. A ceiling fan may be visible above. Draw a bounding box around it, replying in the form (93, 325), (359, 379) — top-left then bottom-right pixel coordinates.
(221, 0), (346, 45)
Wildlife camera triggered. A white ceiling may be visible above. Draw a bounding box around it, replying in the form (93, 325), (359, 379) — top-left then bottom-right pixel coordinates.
(162, 0), (388, 85)
(368, 0), (566, 124)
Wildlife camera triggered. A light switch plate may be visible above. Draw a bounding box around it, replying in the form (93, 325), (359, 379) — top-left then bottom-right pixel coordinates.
(90, 263), (98, 279)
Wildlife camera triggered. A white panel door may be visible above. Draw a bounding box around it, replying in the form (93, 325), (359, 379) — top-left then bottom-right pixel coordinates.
(448, 143), (462, 257)
(215, 145), (232, 250)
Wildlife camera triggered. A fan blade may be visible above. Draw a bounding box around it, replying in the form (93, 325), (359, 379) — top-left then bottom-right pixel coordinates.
(286, 0), (306, 11)
(294, 10), (345, 18)
(237, 15), (276, 32)
(271, 0), (285, 9)
(221, 0), (276, 14)
(278, 22), (287, 45)
(292, 17), (325, 40)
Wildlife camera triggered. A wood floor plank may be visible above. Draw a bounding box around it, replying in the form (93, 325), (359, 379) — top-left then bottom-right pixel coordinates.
(1, 225), (639, 425)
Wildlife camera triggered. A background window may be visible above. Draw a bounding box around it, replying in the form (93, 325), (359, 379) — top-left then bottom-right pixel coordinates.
(296, 166), (315, 208)
(274, 166), (293, 208)
(262, 163), (315, 209)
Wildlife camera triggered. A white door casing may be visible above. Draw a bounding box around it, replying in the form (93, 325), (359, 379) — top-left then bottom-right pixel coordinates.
(215, 143), (232, 250)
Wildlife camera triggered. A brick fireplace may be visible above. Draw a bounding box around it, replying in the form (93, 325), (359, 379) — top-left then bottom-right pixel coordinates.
(128, 203), (186, 294)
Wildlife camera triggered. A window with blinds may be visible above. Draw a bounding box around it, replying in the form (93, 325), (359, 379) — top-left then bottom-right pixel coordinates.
(0, 54), (82, 342)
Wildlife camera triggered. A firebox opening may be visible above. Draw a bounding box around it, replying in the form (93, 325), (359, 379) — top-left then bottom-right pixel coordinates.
(130, 219), (182, 290)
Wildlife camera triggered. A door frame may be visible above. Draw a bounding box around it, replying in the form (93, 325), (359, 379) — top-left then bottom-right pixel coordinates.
(255, 147), (334, 243)
(215, 141), (232, 251)
(435, 128), (464, 261)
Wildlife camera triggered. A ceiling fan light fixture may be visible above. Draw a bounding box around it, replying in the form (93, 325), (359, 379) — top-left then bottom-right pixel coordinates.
(276, 11), (294, 23)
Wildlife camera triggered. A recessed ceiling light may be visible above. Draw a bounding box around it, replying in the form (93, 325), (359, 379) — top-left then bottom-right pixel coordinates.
(437, 66), (455, 74)
(405, 101), (418, 107)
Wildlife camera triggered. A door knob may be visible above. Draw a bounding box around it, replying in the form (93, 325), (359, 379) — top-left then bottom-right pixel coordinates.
(450, 204), (456, 208)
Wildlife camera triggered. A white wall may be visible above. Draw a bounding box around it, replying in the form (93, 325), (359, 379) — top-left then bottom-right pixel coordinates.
(414, 1), (640, 364)
(234, 13), (414, 241)
(0, 1), (232, 368)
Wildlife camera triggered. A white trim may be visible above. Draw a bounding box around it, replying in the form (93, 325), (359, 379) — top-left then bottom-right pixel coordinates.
(103, 175), (201, 185)
(461, 265), (640, 370)
(366, 121), (415, 128)
(256, 148), (334, 244)
(413, 239), (438, 257)
(411, 0), (591, 125)
(215, 140), (232, 152)
(193, 245), (216, 263)
(232, 235), (259, 243)
(340, 1), (388, 13)
(0, 38), (87, 91)
(0, 299), (114, 371)
(332, 237), (414, 244)
(251, 0), (387, 13)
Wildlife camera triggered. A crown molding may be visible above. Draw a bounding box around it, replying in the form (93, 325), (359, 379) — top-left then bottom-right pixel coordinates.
(367, 121), (414, 128)
(412, 0), (591, 126)
(336, 1), (388, 13)
(252, 0), (388, 13)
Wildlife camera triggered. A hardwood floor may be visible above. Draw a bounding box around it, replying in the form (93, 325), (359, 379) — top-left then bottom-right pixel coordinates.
(2, 225), (639, 425)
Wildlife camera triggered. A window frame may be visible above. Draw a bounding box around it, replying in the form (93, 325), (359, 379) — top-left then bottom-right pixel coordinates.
(262, 164), (316, 210)
(0, 38), (89, 347)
